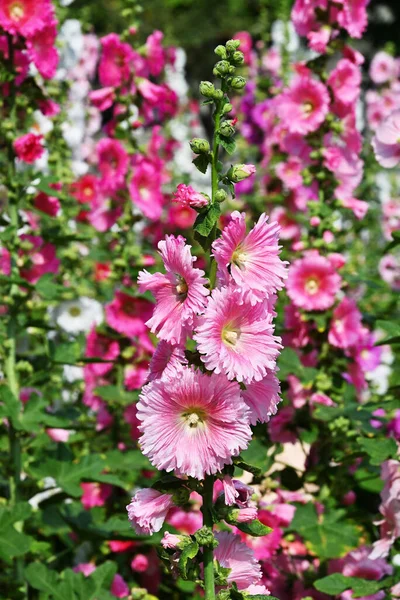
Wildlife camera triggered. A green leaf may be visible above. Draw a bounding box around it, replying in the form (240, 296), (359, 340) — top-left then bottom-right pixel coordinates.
(36, 273), (65, 300)
(384, 230), (400, 252)
(233, 455), (262, 479)
(50, 341), (81, 365)
(94, 385), (137, 405)
(277, 347), (317, 384)
(375, 319), (400, 345)
(193, 154), (210, 174)
(0, 527), (32, 561)
(0, 384), (21, 424)
(314, 574), (383, 597)
(36, 176), (63, 198)
(290, 504), (359, 559)
(179, 540), (199, 579)
(194, 204), (221, 237)
(28, 454), (106, 496)
(216, 134), (236, 155)
(25, 563), (66, 600)
(235, 519), (272, 537)
(89, 561), (117, 596)
(357, 436), (398, 465)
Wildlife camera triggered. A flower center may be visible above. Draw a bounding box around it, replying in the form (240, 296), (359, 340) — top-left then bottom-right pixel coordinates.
(232, 248), (247, 270)
(9, 1), (24, 21)
(69, 306), (81, 317)
(305, 277), (319, 295)
(302, 101), (314, 116)
(182, 408), (206, 429)
(222, 327), (240, 347)
(175, 276), (188, 298)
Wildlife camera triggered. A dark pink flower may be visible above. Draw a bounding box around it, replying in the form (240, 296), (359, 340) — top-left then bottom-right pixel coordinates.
(85, 328), (119, 376)
(173, 183), (209, 208)
(33, 191), (60, 216)
(277, 77), (330, 135)
(80, 482), (113, 510)
(328, 298), (363, 349)
(13, 133), (44, 163)
(0, 0), (53, 37)
(105, 291), (153, 338)
(19, 234), (59, 284)
(26, 16), (58, 79)
(89, 87), (116, 111)
(97, 138), (129, 193)
(99, 33), (133, 87)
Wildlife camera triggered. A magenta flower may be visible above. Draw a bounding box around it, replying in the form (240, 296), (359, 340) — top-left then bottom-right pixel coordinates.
(145, 30), (165, 77)
(328, 298), (363, 349)
(277, 77), (330, 135)
(126, 488), (174, 535)
(372, 110), (400, 168)
(97, 138), (129, 193)
(137, 368), (251, 479)
(328, 58), (361, 106)
(19, 234), (59, 284)
(241, 372), (281, 425)
(286, 253), (341, 311)
(105, 291), (153, 338)
(26, 16), (58, 79)
(129, 156), (164, 221)
(89, 87), (116, 112)
(194, 287), (281, 383)
(337, 0), (369, 39)
(173, 184), (209, 208)
(13, 133), (44, 164)
(81, 482), (112, 510)
(214, 531), (264, 592)
(85, 328), (120, 377)
(0, 0), (53, 37)
(212, 212), (287, 305)
(138, 235), (209, 345)
(275, 157), (304, 190)
(98, 33), (134, 88)
(110, 574), (129, 598)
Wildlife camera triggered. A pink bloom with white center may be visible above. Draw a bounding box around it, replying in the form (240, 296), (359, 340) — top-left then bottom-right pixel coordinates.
(129, 156), (164, 221)
(337, 0), (369, 39)
(126, 488), (174, 535)
(379, 254), (400, 291)
(0, 0), (53, 37)
(97, 138), (129, 193)
(286, 253), (341, 311)
(212, 211), (287, 305)
(328, 297), (363, 349)
(147, 340), (187, 382)
(111, 574), (129, 598)
(241, 372), (281, 425)
(214, 531), (263, 591)
(328, 59), (361, 106)
(173, 183), (209, 208)
(13, 133), (44, 164)
(85, 328), (120, 377)
(105, 291), (153, 338)
(195, 287), (281, 383)
(19, 234), (59, 284)
(269, 207), (301, 241)
(372, 110), (400, 168)
(353, 330), (382, 372)
(99, 33), (133, 88)
(277, 77), (330, 135)
(81, 482), (113, 510)
(87, 195), (123, 233)
(370, 51), (398, 84)
(137, 368), (251, 479)
(275, 157), (303, 190)
(89, 87), (116, 112)
(138, 235), (209, 345)
(26, 16), (58, 79)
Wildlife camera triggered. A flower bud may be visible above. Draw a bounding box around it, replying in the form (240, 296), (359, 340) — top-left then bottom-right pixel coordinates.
(214, 89), (224, 100)
(189, 138), (210, 154)
(194, 526), (219, 548)
(222, 103), (233, 114)
(199, 80), (216, 98)
(214, 45), (227, 59)
(215, 189), (227, 203)
(230, 76), (246, 90)
(231, 51), (245, 65)
(214, 60), (230, 75)
(227, 164), (256, 183)
(161, 531), (188, 549)
(219, 121), (235, 137)
(226, 39), (241, 53)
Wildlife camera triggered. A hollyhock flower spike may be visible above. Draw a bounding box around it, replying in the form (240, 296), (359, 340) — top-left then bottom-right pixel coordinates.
(212, 211), (288, 305)
(138, 235), (209, 345)
(137, 367), (251, 479)
(195, 286), (281, 383)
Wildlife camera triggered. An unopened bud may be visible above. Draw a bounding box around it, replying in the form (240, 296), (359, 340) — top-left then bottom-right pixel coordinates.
(219, 121), (235, 137)
(214, 60), (230, 75)
(194, 526), (219, 548)
(222, 103), (233, 114)
(230, 76), (246, 90)
(199, 81), (216, 98)
(227, 164), (256, 183)
(214, 45), (227, 59)
(226, 39), (241, 53)
(231, 51), (244, 65)
(215, 189), (227, 203)
(190, 138), (210, 154)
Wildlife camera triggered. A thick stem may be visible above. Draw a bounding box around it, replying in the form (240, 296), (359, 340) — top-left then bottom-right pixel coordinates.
(211, 103), (221, 204)
(201, 475), (215, 600)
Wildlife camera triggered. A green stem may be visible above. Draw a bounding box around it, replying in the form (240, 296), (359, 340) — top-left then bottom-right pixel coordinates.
(211, 102), (221, 204)
(201, 475), (216, 600)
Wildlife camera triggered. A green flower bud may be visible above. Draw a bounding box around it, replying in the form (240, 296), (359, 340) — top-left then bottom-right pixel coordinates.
(225, 39), (241, 53)
(222, 102), (233, 114)
(214, 60), (230, 75)
(189, 138), (210, 154)
(227, 163), (256, 183)
(215, 189), (227, 203)
(219, 121), (235, 137)
(214, 89), (224, 100)
(230, 76), (246, 90)
(194, 526), (219, 548)
(231, 50), (245, 65)
(214, 45), (227, 59)
(199, 80), (216, 98)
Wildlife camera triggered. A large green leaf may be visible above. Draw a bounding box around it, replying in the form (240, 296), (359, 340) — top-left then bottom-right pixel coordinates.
(0, 527), (32, 561)
(357, 436), (398, 466)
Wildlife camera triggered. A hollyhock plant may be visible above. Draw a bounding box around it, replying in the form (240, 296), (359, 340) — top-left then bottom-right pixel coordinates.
(85, 328), (119, 376)
(137, 367), (252, 479)
(286, 252), (341, 311)
(138, 235), (209, 345)
(129, 156), (165, 220)
(98, 33), (134, 87)
(97, 138), (129, 192)
(328, 297), (363, 349)
(26, 16), (58, 79)
(19, 234), (59, 284)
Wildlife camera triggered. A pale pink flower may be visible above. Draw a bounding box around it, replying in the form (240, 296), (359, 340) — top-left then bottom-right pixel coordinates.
(161, 532), (183, 549)
(173, 183), (209, 208)
(214, 531), (263, 591)
(337, 0), (369, 39)
(275, 158), (303, 190)
(126, 488), (174, 535)
(372, 110), (400, 168)
(138, 235), (209, 345)
(111, 574), (129, 598)
(0, 0), (53, 37)
(212, 212), (287, 305)
(99, 33), (133, 87)
(341, 197), (369, 220)
(81, 482), (112, 510)
(124, 361), (148, 391)
(105, 291), (153, 338)
(328, 59), (361, 106)
(89, 87), (116, 112)
(382, 198), (400, 240)
(370, 460), (400, 559)
(97, 138), (129, 193)
(85, 328), (119, 376)
(46, 428), (71, 442)
(195, 287), (281, 383)
(137, 368), (251, 479)
(13, 133), (44, 163)
(379, 254), (400, 291)
(129, 156), (164, 220)
(147, 340), (187, 382)
(277, 77), (330, 135)
(310, 392), (336, 407)
(19, 234), (59, 284)
(219, 477), (254, 507)
(26, 16), (58, 79)
(241, 372), (281, 425)
(370, 51), (398, 84)
(286, 253), (341, 311)
(328, 298), (363, 349)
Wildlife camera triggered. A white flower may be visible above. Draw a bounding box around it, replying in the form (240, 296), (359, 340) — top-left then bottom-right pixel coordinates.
(51, 297), (103, 334)
(63, 365), (83, 383)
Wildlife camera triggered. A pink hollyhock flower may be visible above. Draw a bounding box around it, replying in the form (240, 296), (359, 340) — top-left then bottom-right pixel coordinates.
(241, 372), (281, 425)
(372, 110), (400, 168)
(0, 0), (53, 37)
(80, 482), (113, 510)
(269, 406), (297, 444)
(131, 554), (149, 573)
(89, 87), (116, 112)
(33, 191), (60, 217)
(137, 368), (251, 479)
(87, 195), (123, 233)
(276, 158), (303, 190)
(307, 26), (331, 54)
(105, 291), (152, 338)
(0, 247), (11, 276)
(85, 328), (119, 377)
(73, 562), (96, 576)
(13, 133), (44, 164)
(277, 77), (330, 135)
(382, 199), (400, 240)
(161, 532), (183, 549)
(124, 361), (148, 390)
(138, 235), (209, 345)
(328, 297), (363, 349)
(328, 59), (361, 106)
(129, 156), (164, 221)
(341, 197), (369, 220)
(370, 460), (400, 559)
(166, 507), (203, 534)
(212, 211), (287, 305)
(233, 31), (253, 64)
(388, 410), (400, 441)
(146, 30), (165, 77)
(108, 540), (135, 553)
(26, 17), (58, 79)
(353, 330), (382, 372)
(71, 174), (99, 205)
(269, 207), (300, 241)
(147, 340), (187, 382)
(167, 204), (197, 229)
(214, 531), (263, 591)
(370, 51), (398, 84)
(310, 392), (336, 407)
(126, 488), (174, 535)
(97, 138), (129, 193)
(111, 574), (129, 598)
(46, 428), (71, 442)
(99, 33), (133, 87)
(124, 403), (141, 441)
(173, 183), (209, 208)
(379, 254), (400, 291)
(195, 287), (281, 383)
(344, 361), (368, 394)
(283, 303), (311, 348)
(286, 253), (341, 311)
(137, 79), (167, 105)
(337, 0), (369, 39)
(19, 234), (59, 284)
